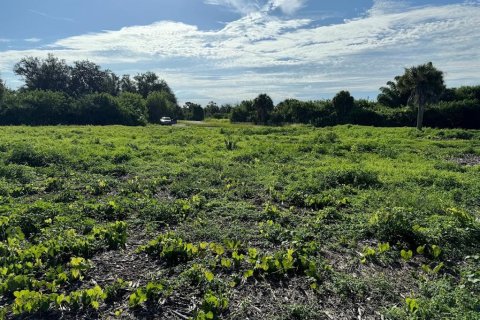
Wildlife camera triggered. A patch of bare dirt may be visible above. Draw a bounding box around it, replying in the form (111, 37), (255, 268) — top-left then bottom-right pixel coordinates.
(450, 154), (480, 166)
(86, 227), (159, 287)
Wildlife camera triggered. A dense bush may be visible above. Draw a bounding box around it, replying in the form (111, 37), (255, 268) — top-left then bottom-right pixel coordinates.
(0, 54), (179, 126)
(74, 93), (129, 125)
(229, 88), (480, 129)
(116, 92), (148, 126)
(146, 91), (179, 123)
(424, 99), (480, 129)
(0, 90), (149, 126)
(368, 207), (480, 259)
(0, 90), (72, 125)
(0, 78), (5, 102)
(182, 102), (205, 121)
(204, 102), (232, 119)
(7, 144), (67, 167)
(333, 90), (355, 121)
(230, 100), (255, 123)
(272, 99), (335, 125)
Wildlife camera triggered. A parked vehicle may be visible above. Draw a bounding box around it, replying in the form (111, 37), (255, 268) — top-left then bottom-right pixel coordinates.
(160, 117), (174, 125)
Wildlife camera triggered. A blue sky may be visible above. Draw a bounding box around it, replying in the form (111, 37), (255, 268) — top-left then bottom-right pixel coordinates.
(1, 0), (479, 104)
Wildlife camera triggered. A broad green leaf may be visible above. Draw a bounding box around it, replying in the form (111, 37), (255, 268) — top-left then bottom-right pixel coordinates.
(204, 270), (214, 282)
(401, 249), (413, 261)
(431, 245), (442, 259)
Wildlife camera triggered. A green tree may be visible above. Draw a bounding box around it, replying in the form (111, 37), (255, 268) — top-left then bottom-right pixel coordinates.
(14, 54), (70, 92)
(396, 62), (445, 130)
(17, 90), (72, 125)
(454, 86), (480, 101)
(101, 70), (120, 96)
(134, 72), (176, 103)
(0, 77), (5, 102)
(253, 94), (274, 124)
(230, 100), (255, 123)
(204, 101), (220, 118)
(183, 102), (204, 121)
(219, 104), (233, 117)
(74, 93), (124, 125)
(146, 91), (175, 123)
(117, 92), (148, 125)
(377, 77), (410, 108)
(119, 75), (137, 93)
(332, 90), (354, 120)
(70, 60), (114, 96)
(230, 106), (249, 123)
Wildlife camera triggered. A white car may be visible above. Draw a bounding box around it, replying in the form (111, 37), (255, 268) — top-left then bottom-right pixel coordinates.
(160, 117), (173, 125)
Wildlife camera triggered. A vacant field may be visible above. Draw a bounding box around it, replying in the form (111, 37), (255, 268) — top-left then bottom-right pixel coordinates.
(0, 123), (479, 319)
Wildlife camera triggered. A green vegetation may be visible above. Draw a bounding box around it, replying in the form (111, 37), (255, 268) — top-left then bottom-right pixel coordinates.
(2, 58), (479, 129)
(0, 55), (208, 125)
(229, 63), (480, 129)
(0, 123), (478, 319)
(232, 84), (480, 129)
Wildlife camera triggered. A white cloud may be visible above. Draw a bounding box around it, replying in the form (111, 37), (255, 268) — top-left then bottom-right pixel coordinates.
(367, 0), (410, 16)
(24, 38), (42, 43)
(1, 2), (479, 104)
(28, 9), (74, 23)
(267, 0), (306, 15)
(204, 0), (260, 14)
(204, 0), (306, 15)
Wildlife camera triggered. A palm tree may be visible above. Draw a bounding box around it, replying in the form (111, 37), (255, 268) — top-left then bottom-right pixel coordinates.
(377, 76), (410, 108)
(396, 62), (445, 130)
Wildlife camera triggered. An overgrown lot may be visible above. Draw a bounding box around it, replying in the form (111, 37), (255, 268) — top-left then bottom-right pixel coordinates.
(0, 123), (479, 319)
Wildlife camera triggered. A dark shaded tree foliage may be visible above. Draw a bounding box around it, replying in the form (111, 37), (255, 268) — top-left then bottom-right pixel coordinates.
(377, 78), (410, 108)
(146, 91), (178, 123)
(0, 77), (5, 102)
(182, 102), (205, 121)
(271, 99), (336, 125)
(230, 100), (256, 123)
(332, 90), (354, 121)
(0, 90), (72, 125)
(205, 102), (232, 119)
(116, 92), (148, 126)
(204, 101), (220, 118)
(14, 54), (70, 92)
(396, 62), (445, 130)
(134, 72), (175, 101)
(73, 93), (124, 125)
(2, 54), (179, 126)
(70, 60), (110, 96)
(228, 80), (479, 129)
(253, 94), (274, 124)
(119, 75), (137, 93)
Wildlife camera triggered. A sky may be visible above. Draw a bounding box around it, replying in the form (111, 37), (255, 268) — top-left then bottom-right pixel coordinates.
(0, 0), (479, 105)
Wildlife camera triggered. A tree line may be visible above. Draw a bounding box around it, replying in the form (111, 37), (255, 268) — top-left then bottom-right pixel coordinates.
(230, 62), (480, 129)
(1, 57), (479, 128)
(0, 54), (214, 125)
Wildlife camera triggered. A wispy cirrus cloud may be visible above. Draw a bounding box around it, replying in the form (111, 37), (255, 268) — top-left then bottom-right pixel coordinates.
(24, 38), (42, 43)
(1, 1), (479, 104)
(28, 9), (75, 23)
(267, 0), (306, 15)
(203, 0), (261, 15)
(366, 0), (410, 16)
(204, 0), (307, 15)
